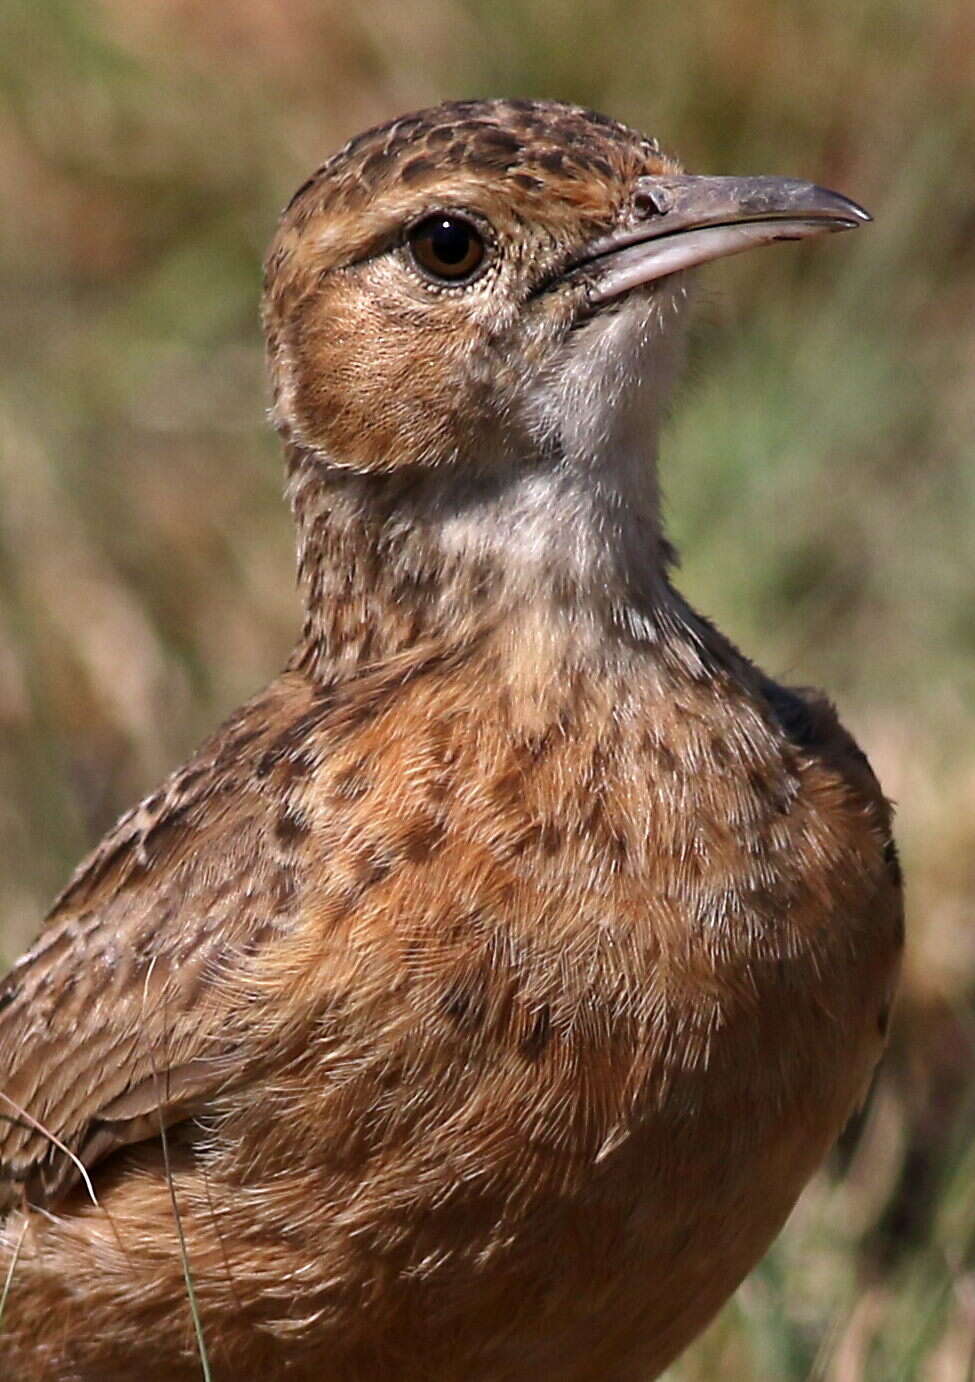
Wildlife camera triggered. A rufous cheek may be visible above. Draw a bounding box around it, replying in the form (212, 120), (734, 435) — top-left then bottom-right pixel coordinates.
(281, 270), (493, 472)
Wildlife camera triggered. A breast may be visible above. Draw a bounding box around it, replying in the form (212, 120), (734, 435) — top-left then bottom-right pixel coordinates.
(235, 654), (901, 1379)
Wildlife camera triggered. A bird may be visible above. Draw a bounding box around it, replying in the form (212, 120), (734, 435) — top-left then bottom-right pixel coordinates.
(0, 98), (902, 1381)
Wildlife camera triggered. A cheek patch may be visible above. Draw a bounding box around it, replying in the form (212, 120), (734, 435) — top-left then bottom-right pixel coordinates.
(285, 269), (479, 472)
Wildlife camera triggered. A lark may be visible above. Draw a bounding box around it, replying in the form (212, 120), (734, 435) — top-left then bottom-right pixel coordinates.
(0, 100), (902, 1381)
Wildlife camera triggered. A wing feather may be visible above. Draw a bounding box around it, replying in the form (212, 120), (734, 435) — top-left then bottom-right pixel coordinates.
(0, 674), (320, 1206)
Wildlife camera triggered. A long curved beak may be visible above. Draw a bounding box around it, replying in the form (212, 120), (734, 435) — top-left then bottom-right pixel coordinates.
(578, 175), (871, 304)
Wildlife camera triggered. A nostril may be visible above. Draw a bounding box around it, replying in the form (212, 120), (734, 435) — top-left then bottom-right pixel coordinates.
(633, 185), (673, 218)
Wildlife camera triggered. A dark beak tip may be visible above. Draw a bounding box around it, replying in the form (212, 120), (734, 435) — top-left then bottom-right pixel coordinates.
(813, 184), (873, 225)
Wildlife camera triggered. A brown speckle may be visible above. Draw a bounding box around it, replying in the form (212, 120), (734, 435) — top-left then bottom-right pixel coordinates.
(443, 979), (486, 1030)
(655, 743), (678, 774)
(332, 758), (373, 802)
(275, 808), (310, 847)
(709, 734), (731, 768)
(520, 1004), (552, 1060)
(401, 157), (436, 185)
(355, 845), (393, 888)
(272, 869), (299, 913)
(401, 814), (447, 863)
(140, 807), (190, 865)
(539, 822), (563, 856)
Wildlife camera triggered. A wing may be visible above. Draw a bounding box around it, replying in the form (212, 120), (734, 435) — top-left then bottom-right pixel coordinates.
(0, 671), (326, 1208)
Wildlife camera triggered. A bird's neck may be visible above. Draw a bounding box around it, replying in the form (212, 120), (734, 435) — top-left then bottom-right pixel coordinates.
(281, 281), (702, 691)
(285, 436), (717, 699)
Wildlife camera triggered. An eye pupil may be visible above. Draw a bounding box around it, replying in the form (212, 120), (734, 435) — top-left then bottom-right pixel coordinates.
(430, 218), (471, 264)
(409, 213), (487, 281)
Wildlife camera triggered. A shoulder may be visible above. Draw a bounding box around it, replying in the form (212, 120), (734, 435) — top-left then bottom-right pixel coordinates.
(756, 674), (902, 889)
(48, 671), (324, 919)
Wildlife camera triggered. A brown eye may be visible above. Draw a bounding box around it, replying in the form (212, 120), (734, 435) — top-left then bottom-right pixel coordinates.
(408, 214), (487, 282)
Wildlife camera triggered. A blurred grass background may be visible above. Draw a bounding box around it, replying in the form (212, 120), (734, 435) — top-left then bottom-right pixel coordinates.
(1, 0), (973, 1375)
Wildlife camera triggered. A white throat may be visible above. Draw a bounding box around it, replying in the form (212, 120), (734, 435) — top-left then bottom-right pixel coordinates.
(437, 285), (690, 612)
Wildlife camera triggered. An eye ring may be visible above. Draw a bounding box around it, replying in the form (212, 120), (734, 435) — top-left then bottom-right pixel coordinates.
(407, 212), (488, 284)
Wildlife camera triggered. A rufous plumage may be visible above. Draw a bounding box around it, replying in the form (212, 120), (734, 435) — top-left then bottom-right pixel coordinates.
(0, 100), (902, 1381)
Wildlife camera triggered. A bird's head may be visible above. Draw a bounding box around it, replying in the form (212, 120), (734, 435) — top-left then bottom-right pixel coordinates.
(263, 98), (866, 484)
(263, 100), (868, 674)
